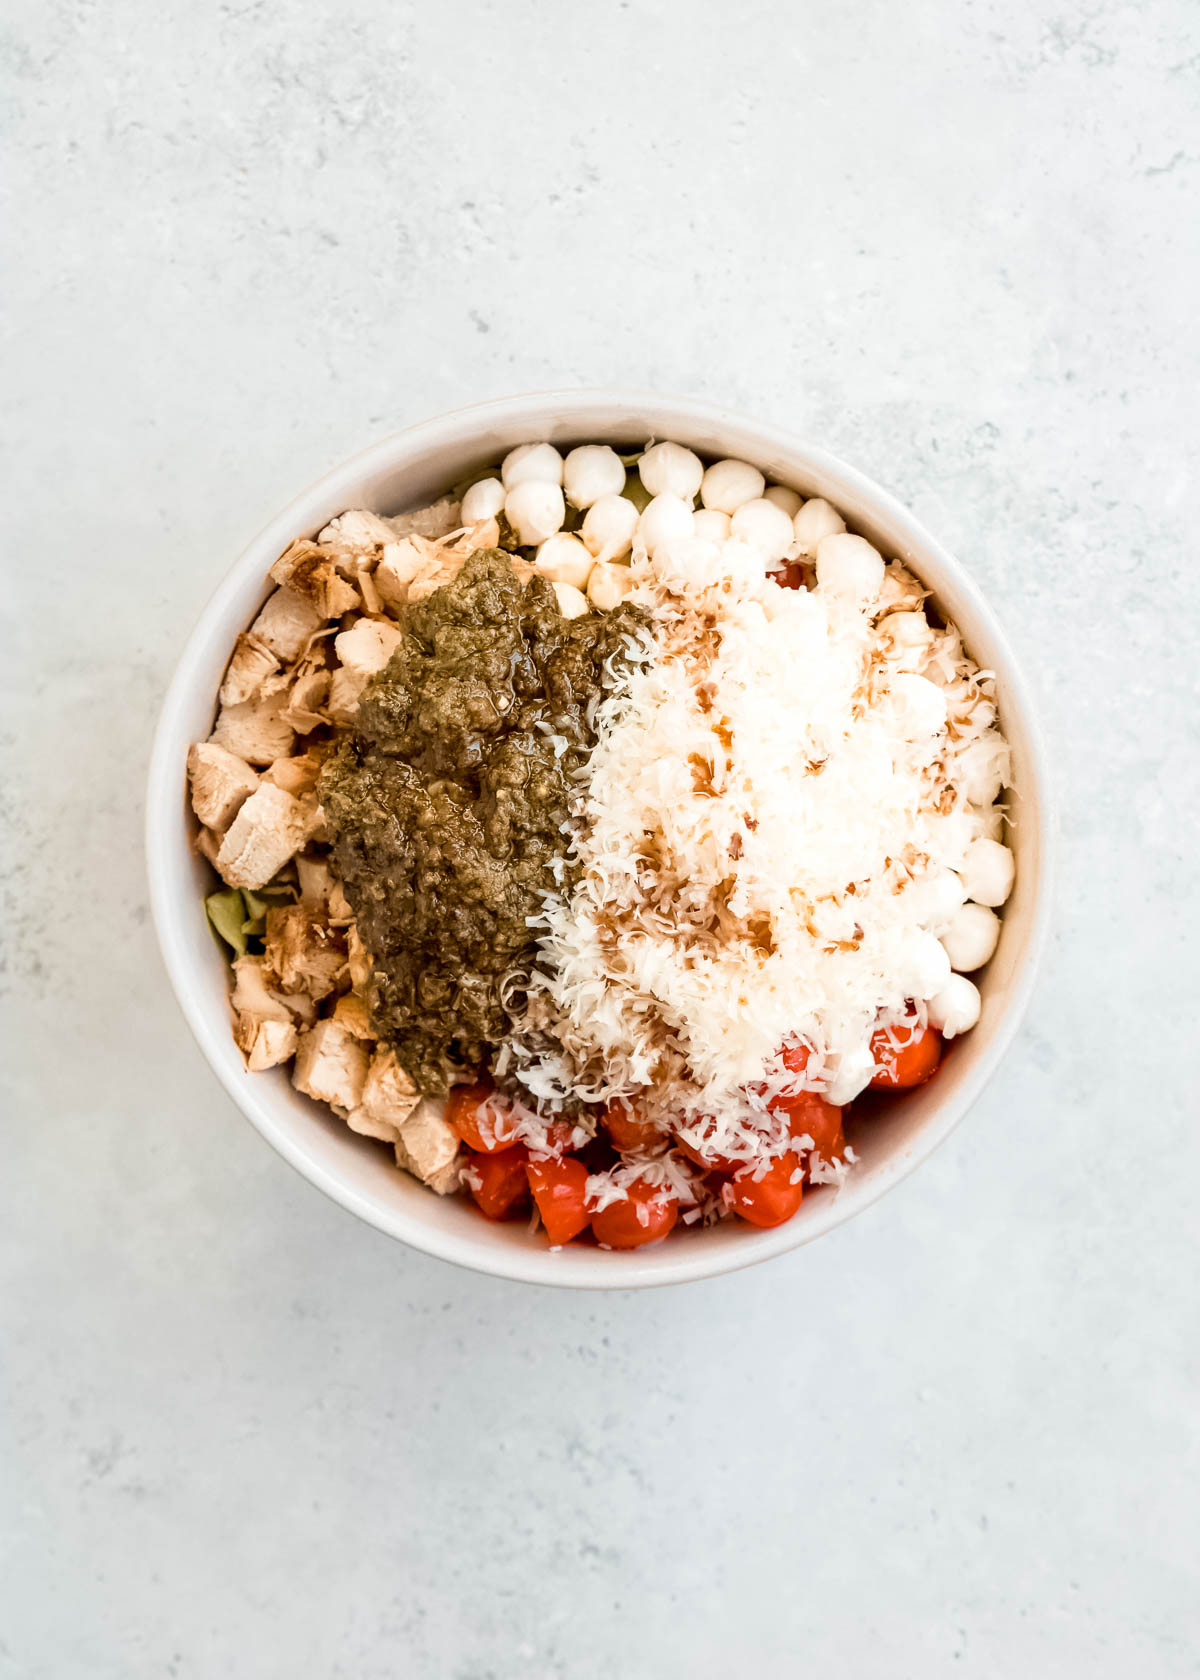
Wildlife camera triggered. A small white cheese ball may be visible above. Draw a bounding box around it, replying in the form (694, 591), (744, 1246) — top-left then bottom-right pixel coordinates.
(692, 508), (732, 543)
(878, 609), (934, 671)
(700, 458), (765, 514)
(816, 532), (885, 604)
(501, 442), (564, 490)
(940, 902), (1001, 972)
(957, 735), (1007, 806)
(890, 672), (949, 739)
(638, 441), (704, 503)
(534, 532), (594, 591)
(910, 929), (953, 998)
(960, 836), (1014, 907)
(911, 868), (968, 933)
(563, 444), (626, 509)
(763, 484), (803, 519)
(586, 560), (635, 611)
(928, 974), (982, 1038)
(637, 493), (695, 557)
(825, 1043), (877, 1107)
(505, 479), (565, 546)
(792, 497), (846, 556)
(551, 580), (590, 619)
(581, 492), (638, 561)
(461, 476), (506, 523)
(730, 497), (796, 563)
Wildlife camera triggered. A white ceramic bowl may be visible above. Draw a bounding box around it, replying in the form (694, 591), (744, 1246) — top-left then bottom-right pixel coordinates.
(147, 390), (1053, 1289)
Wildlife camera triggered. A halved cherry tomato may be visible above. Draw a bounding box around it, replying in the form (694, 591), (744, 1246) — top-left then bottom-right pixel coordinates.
(446, 1082), (516, 1154)
(728, 1154), (805, 1228)
(674, 1122), (744, 1177)
(590, 1179), (679, 1249)
(602, 1099), (663, 1154)
(464, 1144), (530, 1220)
(526, 1156), (591, 1246)
(780, 1091), (845, 1165)
(869, 1021), (943, 1089)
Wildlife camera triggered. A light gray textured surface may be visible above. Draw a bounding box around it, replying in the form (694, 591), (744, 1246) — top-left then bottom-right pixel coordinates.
(3, 2), (1198, 1675)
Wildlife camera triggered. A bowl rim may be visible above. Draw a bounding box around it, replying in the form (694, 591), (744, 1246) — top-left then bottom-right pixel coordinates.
(146, 387), (1055, 1290)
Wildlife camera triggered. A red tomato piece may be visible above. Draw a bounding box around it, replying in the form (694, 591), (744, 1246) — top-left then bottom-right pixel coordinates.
(674, 1122), (744, 1177)
(869, 1021), (943, 1089)
(729, 1154), (805, 1228)
(526, 1156), (591, 1246)
(590, 1179), (679, 1250)
(781, 1091), (845, 1165)
(464, 1144), (530, 1220)
(527, 1120), (578, 1159)
(602, 1099), (663, 1154)
(446, 1082), (517, 1154)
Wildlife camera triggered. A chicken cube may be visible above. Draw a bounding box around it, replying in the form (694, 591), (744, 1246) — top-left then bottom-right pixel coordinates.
(216, 783), (311, 891)
(211, 690), (295, 767)
(333, 617), (404, 679)
(270, 540), (360, 618)
(388, 497), (462, 541)
(187, 742), (259, 832)
(219, 634), (281, 707)
(237, 1016), (298, 1072)
(326, 665), (368, 727)
(396, 1098), (461, 1186)
(318, 509), (399, 552)
(281, 668), (329, 734)
(331, 992), (374, 1039)
(263, 904), (346, 1000)
(291, 1019), (370, 1116)
(374, 537), (464, 610)
(346, 1049), (419, 1143)
(263, 749), (324, 798)
(249, 585), (326, 662)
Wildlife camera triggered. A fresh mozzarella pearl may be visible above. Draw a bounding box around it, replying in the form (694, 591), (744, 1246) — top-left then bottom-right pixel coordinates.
(505, 479), (565, 545)
(890, 672), (949, 739)
(461, 476), (506, 523)
(960, 836), (1014, 907)
(958, 735), (1007, 806)
(551, 580), (590, 619)
(928, 974), (982, 1038)
(638, 441), (704, 502)
(815, 532), (885, 603)
(501, 442), (564, 490)
(586, 561), (636, 611)
(581, 493), (638, 561)
(692, 508), (732, 543)
(911, 868), (968, 932)
(910, 930), (953, 998)
(700, 458), (765, 514)
(825, 1043), (877, 1107)
(792, 497), (846, 556)
(940, 902), (1001, 972)
(730, 497), (796, 563)
(563, 444), (626, 509)
(878, 610), (934, 670)
(534, 533), (594, 591)
(763, 484), (803, 518)
(637, 493), (695, 557)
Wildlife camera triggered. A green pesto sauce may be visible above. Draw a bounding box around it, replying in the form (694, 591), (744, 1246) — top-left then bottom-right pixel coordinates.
(320, 549), (645, 1095)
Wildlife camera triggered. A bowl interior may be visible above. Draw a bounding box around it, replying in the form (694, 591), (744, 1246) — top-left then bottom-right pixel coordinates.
(147, 392), (1050, 1288)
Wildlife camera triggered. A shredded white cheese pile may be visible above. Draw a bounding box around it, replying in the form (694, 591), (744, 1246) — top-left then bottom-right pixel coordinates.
(510, 533), (1009, 1141)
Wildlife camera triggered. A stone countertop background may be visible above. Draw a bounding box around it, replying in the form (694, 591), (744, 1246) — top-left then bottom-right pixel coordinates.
(3, 2), (1197, 1675)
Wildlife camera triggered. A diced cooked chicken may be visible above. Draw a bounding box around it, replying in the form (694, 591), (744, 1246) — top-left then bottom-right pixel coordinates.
(218, 634), (281, 707)
(388, 496), (462, 541)
(229, 954), (299, 1070)
(326, 665), (368, 727)
(346, 921), (374, 991)
(355, 562), (383, 616)
(282, 668), (329, 734)
(263, 904), (346, 1000)
(448, 516), (500, 553)
(263, 749), (324, 798)
(333, 617), (404, 679)
(332, 992), (374, 1039)
(216, 784), (311, 891)
(318, 509), (399, 551)
(328, 881), (354, 923)
(187, 742), (259, 832)
(346, 1048), (420, 1142)
(249, 585), (326, 662)
(195, 826), (222, 867)
(374, 536), (465, 610)
(295, 853), (334, 910)
(211, 690), (295, 767)
(395, 1099), (462, 1191)
(291, 1018), (370, 1116)
(270, 540), (360, 618)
